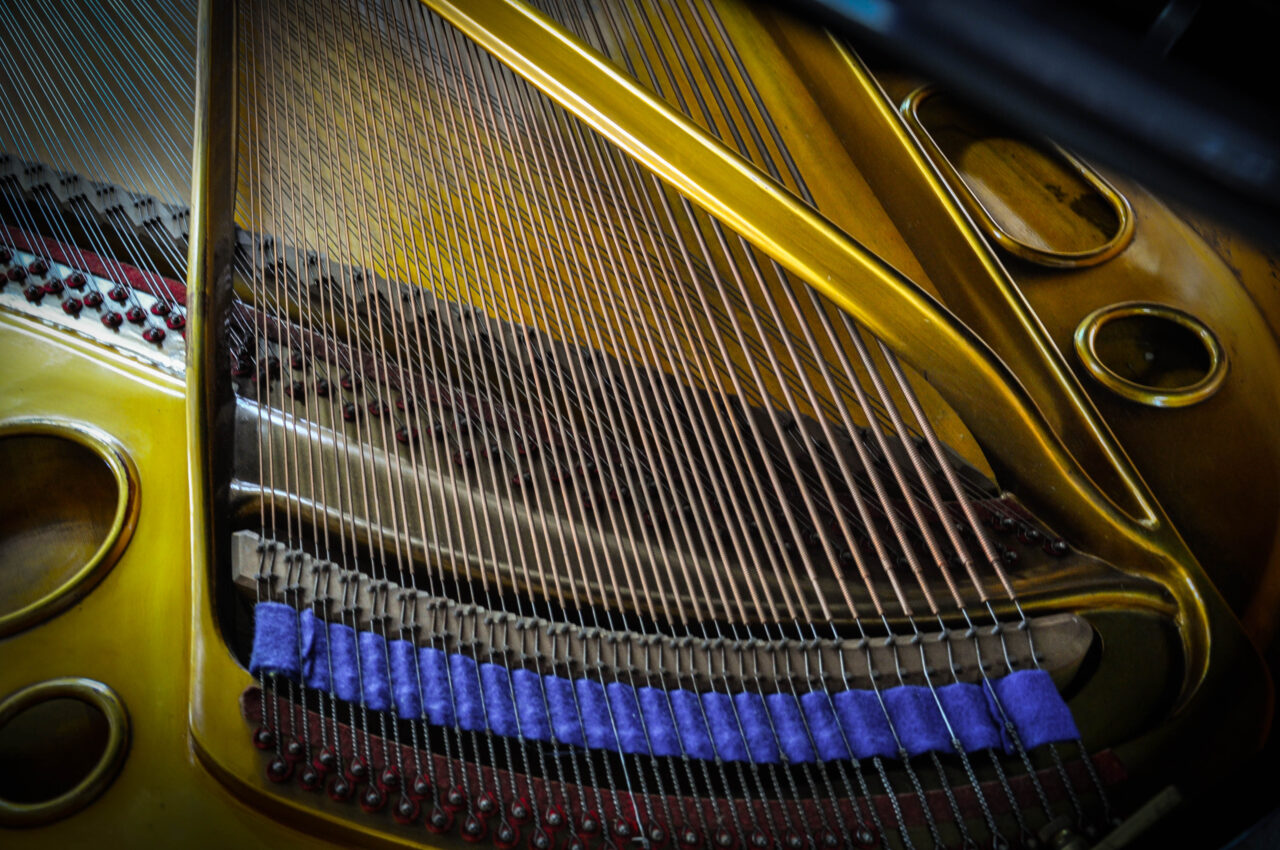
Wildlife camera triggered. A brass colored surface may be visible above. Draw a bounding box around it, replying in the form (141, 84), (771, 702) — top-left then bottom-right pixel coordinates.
(187, 5), (1270, 846)
(0, 317), (347, 849)
(0, 420), (138, 638)
(853, 59), (1280, 620)
(899, 86), (1136, 268)
(1074, 302), (1227, 408)
(0, 0), (1275, 846)
(410, 0), (1251, 714)
(0, 678), (129, 827)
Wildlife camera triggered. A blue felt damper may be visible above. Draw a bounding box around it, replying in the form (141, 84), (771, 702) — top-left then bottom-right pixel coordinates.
(251, 601), (1080, 764)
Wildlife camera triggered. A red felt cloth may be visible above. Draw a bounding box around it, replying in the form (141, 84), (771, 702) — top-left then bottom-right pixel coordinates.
(3, 224), (187, 306)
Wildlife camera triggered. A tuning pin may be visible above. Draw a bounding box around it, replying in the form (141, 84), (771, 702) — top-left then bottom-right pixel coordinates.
(251, 726), (274, 750)
(425, 803), (454, 834)
(314, 747), (337, 775)
(443, 785), (467, 812)
(493, 819), (519, 850)
(543, 804), (566, 834)
(508, 797), (532, 825)
(475, 790), (499, 820)
(578, 811), (601, 837)
(392, 793), (420, 825)
(461, 813), (488, 843)
(346, 755), (369, 784)
(298, 764), (322, 792)
(328, 773), (355, 802)
(359, 784), (386, 814)
(265, 757), (293, 783)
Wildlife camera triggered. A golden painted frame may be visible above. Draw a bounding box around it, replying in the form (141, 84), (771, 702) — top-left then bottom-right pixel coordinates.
(181, 0), (1272, 842)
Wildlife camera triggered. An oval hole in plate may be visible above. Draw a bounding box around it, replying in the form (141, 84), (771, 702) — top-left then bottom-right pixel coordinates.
(1075, 303), (1226, 408)
(0, 678), (129, 826)
(0, 697), (111, 803)
(0, 424), (137, 636)
(901, 87), (1135, 267)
